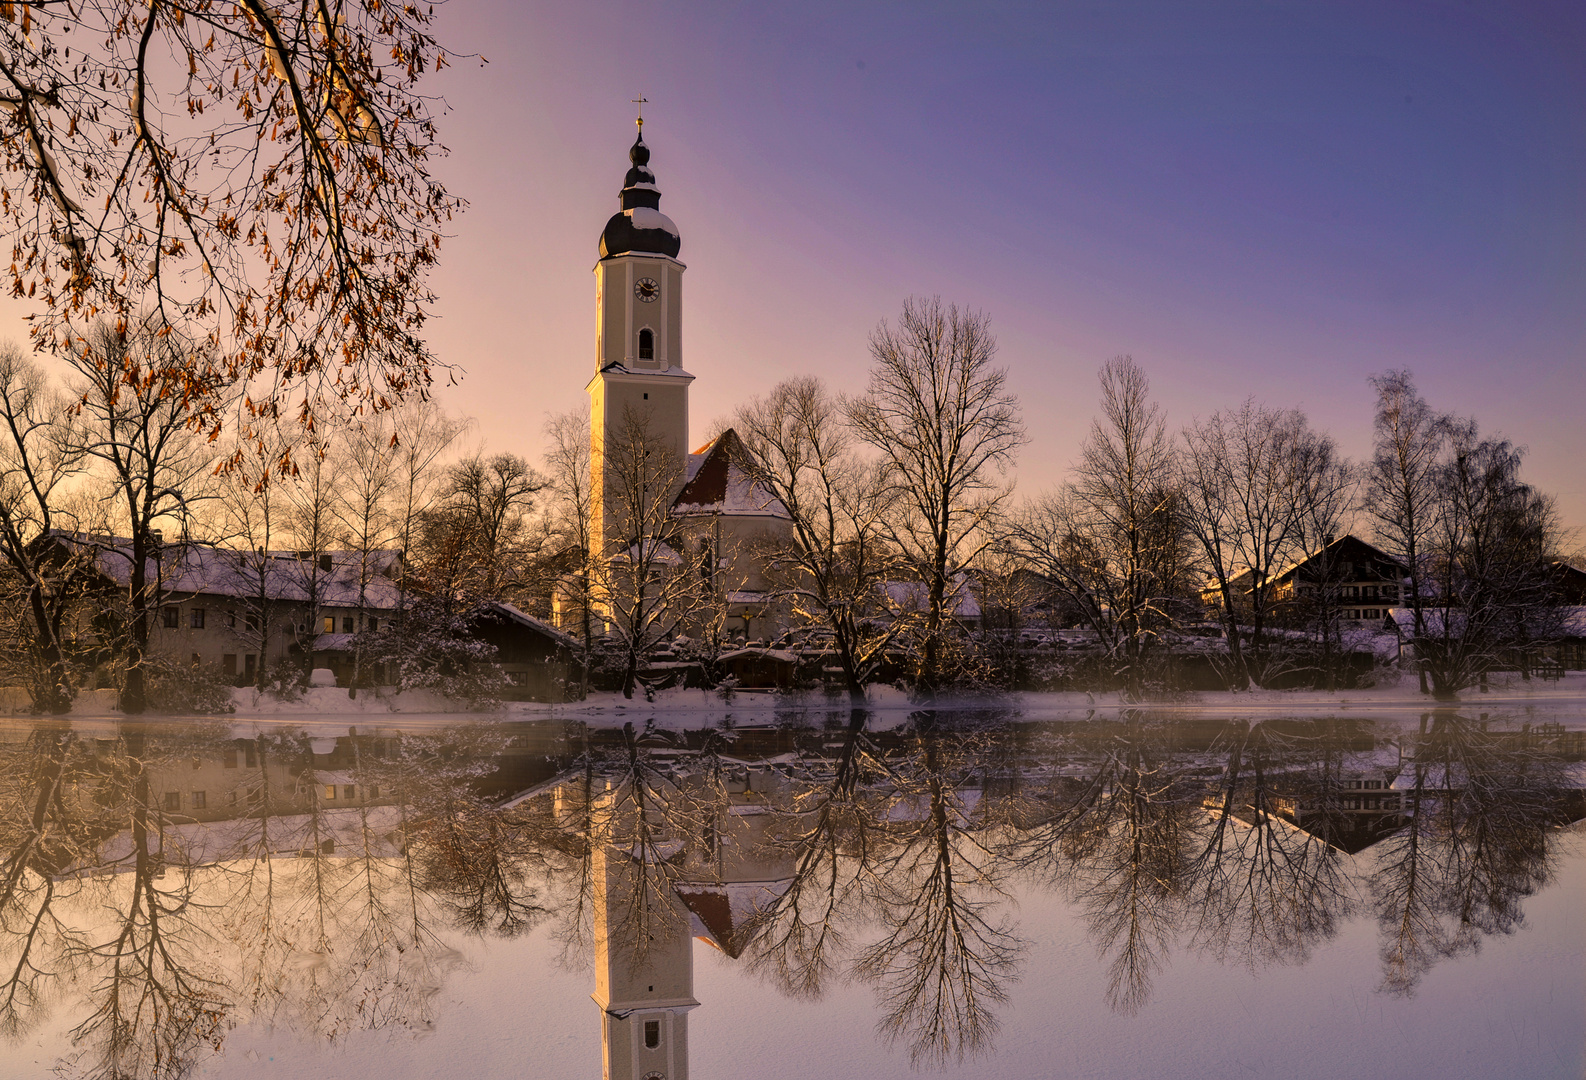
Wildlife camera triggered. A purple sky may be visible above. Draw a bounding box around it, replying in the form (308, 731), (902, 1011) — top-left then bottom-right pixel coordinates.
(13, 1), (1586, 535)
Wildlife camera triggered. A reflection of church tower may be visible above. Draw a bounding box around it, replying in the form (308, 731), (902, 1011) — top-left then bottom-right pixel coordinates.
(592, 844), (699, 1080)
(587, 116), (693, 551)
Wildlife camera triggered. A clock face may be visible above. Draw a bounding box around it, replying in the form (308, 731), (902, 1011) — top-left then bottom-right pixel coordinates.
(635, 277), (660, 303)
(642, 1073), (666, 1080)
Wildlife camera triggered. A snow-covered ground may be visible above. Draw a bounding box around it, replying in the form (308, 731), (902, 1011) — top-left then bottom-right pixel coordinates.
(30, 668), (1586, 736)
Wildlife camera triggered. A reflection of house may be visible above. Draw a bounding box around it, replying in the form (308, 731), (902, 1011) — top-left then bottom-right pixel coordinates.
(1201, 535), (1409, 625)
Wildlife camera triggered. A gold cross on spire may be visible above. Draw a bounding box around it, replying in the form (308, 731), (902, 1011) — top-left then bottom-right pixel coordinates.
(632, 95), (648, 132)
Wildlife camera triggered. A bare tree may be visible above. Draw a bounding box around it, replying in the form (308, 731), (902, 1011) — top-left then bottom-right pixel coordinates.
(1015, 357), (1190, 697)
(0, 343), (87, 711)
(1289, 449), (1361, 690)
(846, 298), (1025, 692)
(425, 451), (545, 602)
(1, 0), (463, 441)
(332, 417), (398, 691)
(735, 377), (902, 703)
(387, 400), (468, 630)
(1179, 401), (1338, 689)
(544, 408), (597, 697)
(589, 408), (702, 699)
(67, 321), (222, 712)
(280, 429), (339, 674)
(206, 436), (290, 690)
(1418, 427), (1559, 697)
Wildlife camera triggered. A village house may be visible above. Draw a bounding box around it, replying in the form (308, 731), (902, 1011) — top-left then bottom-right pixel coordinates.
(40, 532), (578, 698)
(41, 530), (404, 685)
(1201, 534), (1411, 625)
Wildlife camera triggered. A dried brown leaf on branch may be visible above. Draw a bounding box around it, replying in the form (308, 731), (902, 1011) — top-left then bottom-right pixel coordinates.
(0, 0), (465, 451)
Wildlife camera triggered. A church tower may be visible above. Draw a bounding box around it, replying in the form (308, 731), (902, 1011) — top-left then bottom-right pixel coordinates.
(588, 117), (693, 550)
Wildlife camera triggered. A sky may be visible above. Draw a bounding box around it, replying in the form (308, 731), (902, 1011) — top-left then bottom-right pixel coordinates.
(10, 1), (1586, 536)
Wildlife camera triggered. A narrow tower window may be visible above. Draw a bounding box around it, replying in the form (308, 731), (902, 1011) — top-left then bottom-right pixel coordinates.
(644, 1019), (661, 1048)
(638, 328), (654, 360)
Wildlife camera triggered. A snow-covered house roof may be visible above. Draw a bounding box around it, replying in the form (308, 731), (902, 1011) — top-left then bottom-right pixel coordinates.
(43, 530), (404, 609)
(672, 429), (789, 519)
(478, 600), (581, 652)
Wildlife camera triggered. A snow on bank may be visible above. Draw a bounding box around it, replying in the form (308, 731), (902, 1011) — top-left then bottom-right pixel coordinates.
(13, 669), (1583, 733)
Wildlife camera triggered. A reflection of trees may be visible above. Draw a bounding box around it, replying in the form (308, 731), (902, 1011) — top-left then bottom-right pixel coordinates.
(743, 713), (1024, 1065)
(63, 728), (230, 1080)
(0, 721), (516, 1075)
(1021, 714), (1196, 1015)
(1188, 720), (1354, 971)
(0, 710), (1576, 1074)
(852, 728), (1022, 1066)
(1371, 712), (1564, 994)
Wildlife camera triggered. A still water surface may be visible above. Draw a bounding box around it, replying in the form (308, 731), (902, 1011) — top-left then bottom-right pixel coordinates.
(0, 708), (1580, 1079)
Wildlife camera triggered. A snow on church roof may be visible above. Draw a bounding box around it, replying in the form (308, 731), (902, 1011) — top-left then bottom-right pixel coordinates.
(672, 429), (789, 519)
(674, 879), (792, 958)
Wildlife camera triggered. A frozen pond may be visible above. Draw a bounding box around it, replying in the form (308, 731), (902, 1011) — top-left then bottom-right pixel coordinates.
(0, 706), (1580, 1079)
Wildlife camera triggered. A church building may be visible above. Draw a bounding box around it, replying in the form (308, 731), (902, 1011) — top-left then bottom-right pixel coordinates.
(575, 118), (791, 645)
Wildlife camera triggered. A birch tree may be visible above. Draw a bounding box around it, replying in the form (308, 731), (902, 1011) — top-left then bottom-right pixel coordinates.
(1367, 371), (1447, 694)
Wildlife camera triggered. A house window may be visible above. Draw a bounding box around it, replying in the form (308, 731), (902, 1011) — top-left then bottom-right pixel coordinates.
(245, 611), (260, 632)
(644, 1020), (660, 1049)
(227, 610), (237, 628)
(343, 617), (355, 634)
(224, 749), (238, 769)
(245, 744), (257, 768)
(190, 608), (206, 629)
(367, 618), (378, 633)
(320, 554), (333, 572)
(164, 792), (180, 811)
(638, 328), (654, 360)
(324, 785), (337, 800)
(367, 784), (380, 800)
(324, 616), (335, 634)
(192, 791), (207, 810)
(163, 606), (180, 628)
(227, 790), (238, 806)
(343, 785), (356, 801)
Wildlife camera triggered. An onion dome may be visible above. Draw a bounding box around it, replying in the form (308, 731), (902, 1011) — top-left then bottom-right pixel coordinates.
(599, 128), (681, 259)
